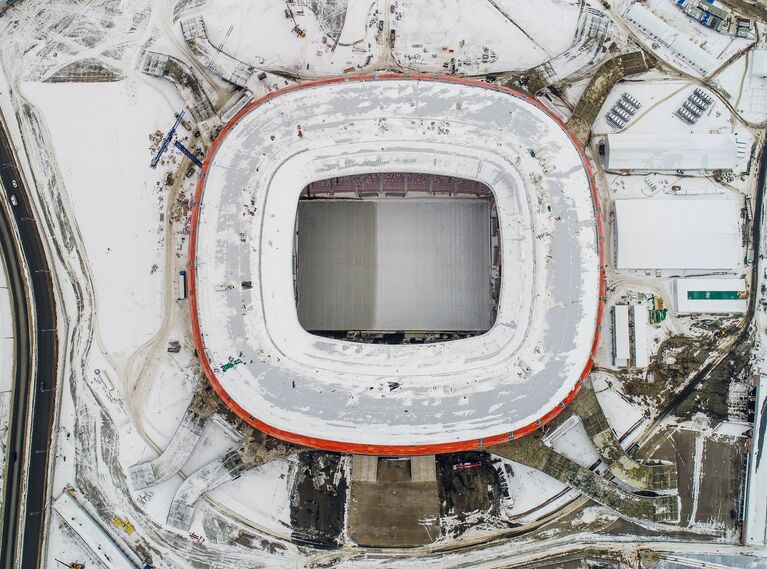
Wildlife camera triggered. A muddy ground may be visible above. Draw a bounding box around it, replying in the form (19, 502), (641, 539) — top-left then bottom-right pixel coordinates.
(437, 451), (501, 536)
(289, 452), (347, 547)
(618, 319), (748, 420)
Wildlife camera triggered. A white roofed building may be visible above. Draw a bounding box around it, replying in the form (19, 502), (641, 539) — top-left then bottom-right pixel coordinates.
(624, 3), (717, 75)
(673, 278), (747, 314)
(605, 133), (738, 172)
(612, 305), (630, 368)
(614, 199), (741, 271)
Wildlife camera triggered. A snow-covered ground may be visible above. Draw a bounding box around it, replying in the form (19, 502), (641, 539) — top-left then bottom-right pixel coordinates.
(21, 81), (175, 364)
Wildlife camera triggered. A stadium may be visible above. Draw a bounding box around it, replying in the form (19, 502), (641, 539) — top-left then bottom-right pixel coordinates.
(188, 74), (605, 455)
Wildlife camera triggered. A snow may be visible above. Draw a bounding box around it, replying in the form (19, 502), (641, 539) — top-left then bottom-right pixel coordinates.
(605, 133), (738, 172)
(612, 305), (630, 367)
(744, 374), (767, 546)
(53, 492), (141, 569)
(0, 251), (12, 500)
(544, 417), (601, 469)
(633, 307), (649, 368)
(614, 198), (742, 271)
(1, 0), (762, 562)
(193, 77), (601, 447)
(500, 458), (569, 516)
(392, 0), (580, 73)
(199, 0), (582, 77)
(21, 80), (176, 363)
(592, 373), (647, 439)
(207, 458), (296, 535)
(622, 1), (752, 77)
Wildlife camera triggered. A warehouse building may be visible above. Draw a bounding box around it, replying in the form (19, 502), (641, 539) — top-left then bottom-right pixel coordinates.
(625, 3), (717, 75)
(614, 199), (741, 271)
(605, 133), (738, 172)
(673, 278), (747, 314)
(632, 306), (649, 368)
(612, 305), (630, 368)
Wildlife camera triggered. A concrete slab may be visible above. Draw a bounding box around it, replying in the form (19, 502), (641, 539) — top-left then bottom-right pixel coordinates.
(347, 459), (441, 547)
(351, 454), (378, 483)
(411, 455), (436, 483)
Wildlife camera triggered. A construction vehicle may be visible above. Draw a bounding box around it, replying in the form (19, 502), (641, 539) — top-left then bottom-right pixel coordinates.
(151, 111), (186, 168)
(285, 2), (306, 37)
(55, 560), (85, 569)
(112, 515), (136, 535)
(649, 295), (668, 324)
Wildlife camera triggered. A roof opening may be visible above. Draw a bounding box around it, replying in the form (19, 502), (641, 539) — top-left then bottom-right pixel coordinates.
(293, 173), (501, 344)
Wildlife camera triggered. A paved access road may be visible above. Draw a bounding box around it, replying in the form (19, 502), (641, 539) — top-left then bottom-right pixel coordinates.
(0, 119), (58, 569)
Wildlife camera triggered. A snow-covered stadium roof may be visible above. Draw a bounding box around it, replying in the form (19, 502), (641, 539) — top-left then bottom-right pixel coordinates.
(189, 75), (604, 453)
(605, 133), (738, 172)
(614, 199), (741, 271)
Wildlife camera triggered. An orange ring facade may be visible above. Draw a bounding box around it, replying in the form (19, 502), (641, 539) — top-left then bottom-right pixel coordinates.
(187, 73), (607, 455)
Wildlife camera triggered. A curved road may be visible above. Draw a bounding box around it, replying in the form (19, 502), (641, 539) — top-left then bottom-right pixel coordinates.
(0, 120), (57, 569)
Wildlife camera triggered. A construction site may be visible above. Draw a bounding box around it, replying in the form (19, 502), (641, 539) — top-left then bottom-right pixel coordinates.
(0, 1), (766, 568)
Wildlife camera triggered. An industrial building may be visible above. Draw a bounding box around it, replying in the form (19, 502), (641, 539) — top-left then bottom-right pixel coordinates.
(625, 3), (717, 75)
(743, 374), (767, 546)
(604, 133), (738, 172)
(673, 278), (747, 314)
(632, 306), (649, 368)
(612, 305), (630, 368)
(614, 199), (741, 271)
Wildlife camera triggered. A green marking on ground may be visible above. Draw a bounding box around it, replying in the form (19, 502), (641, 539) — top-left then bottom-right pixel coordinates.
(687, 290), (742, 300)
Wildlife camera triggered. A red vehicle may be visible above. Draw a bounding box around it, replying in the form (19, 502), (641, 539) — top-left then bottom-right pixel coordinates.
(453, 461), (481, 471)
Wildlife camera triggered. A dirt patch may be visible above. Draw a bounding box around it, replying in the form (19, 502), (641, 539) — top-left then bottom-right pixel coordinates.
(437, 451), (500, 536)
(289, 452), (347, 547)
(347, 458), (441, 547)
(674, 336), (753, 422)
(618, 320), (740, 414)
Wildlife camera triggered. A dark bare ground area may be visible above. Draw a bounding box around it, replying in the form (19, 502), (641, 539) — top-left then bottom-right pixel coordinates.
(617, 320), (740, 413)
(437, 452), (501, 536)
(290, 452), (347, 547)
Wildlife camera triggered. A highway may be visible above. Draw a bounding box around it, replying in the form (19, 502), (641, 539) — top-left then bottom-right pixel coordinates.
(0, 118), (58, 569)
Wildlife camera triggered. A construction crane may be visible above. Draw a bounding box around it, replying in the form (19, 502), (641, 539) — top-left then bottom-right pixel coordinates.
(284, 2), (306, 37)
(151, 111), (186, 169)
(173, 139), (203, 168)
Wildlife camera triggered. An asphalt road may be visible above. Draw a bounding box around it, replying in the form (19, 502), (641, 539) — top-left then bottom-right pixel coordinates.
(0, 119), (58, 569)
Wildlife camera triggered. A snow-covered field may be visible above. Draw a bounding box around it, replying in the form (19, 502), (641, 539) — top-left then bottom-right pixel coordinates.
(22, 81), (175, 363)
